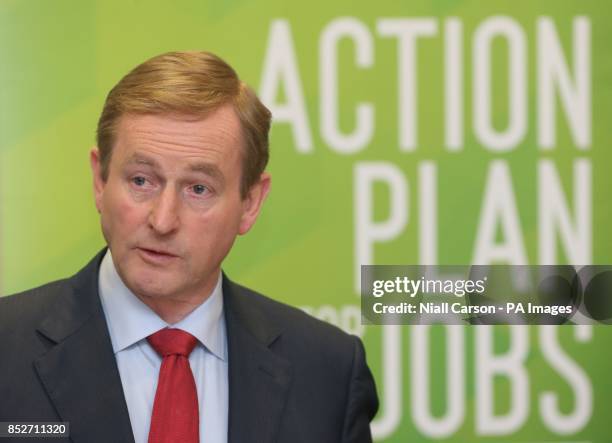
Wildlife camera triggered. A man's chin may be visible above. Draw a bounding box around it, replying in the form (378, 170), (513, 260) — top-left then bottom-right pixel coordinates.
(122, 270), (180, 301)
(130, 281), (182, 302)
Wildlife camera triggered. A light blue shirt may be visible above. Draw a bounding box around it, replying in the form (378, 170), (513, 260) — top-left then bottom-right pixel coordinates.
(98, 250), (228, 443)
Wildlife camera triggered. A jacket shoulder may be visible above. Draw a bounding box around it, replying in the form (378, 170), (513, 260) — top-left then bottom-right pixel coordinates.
(0, 279), (71, 333)
(227, 280), (379, 438)
(228, 281), (359, 355)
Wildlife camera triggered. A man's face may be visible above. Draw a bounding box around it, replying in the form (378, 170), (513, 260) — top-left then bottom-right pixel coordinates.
(90, 105), (270, 303)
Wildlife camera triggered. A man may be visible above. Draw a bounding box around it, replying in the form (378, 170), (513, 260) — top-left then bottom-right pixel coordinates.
(0, 51), (378, 442)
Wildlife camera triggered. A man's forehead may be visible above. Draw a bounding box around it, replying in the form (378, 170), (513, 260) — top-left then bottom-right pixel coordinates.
(114, 109), (243, 159)
(117, 107), (243, 144)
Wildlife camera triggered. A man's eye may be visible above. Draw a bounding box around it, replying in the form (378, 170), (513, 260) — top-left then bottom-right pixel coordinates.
(132, 176), (146, 186)
(192, 184), (208, 195)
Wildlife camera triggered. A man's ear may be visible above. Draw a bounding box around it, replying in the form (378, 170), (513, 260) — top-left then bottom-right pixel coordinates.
(238, 172), (271, 235)
(90, 148), (105, 214)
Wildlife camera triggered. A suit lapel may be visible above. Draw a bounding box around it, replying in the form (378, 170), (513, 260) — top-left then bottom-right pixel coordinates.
(34, 251), (135, 443)
(223, 277), (292, 443)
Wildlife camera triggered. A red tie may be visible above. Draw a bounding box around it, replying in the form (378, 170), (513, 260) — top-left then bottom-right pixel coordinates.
(147, 328), (199, 443)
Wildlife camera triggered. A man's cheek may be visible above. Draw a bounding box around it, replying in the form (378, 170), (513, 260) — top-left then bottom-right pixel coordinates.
(115, 198), (146, 226)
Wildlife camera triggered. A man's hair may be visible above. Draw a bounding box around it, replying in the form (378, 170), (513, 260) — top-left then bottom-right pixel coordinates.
(96, 51), (271, 197)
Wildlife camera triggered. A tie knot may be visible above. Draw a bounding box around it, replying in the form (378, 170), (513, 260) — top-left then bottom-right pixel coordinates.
(147, 328), (198, 357)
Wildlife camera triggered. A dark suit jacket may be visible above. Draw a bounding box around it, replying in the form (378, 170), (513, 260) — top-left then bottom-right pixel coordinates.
(0, 250), (378, 443)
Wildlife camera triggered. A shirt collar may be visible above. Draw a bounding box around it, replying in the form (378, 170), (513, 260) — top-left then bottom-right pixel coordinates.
(98, 249), (226, 361)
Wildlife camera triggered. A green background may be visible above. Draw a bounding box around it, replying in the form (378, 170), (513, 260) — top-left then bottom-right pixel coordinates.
(1, 1), (611, 441)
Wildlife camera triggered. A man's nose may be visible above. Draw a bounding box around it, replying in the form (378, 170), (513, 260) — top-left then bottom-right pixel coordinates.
(148, 187), (180, 235)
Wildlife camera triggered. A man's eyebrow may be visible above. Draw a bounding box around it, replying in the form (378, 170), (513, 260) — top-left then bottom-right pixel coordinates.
(123, 153), (224, 183)
(187, 163), (224, 183)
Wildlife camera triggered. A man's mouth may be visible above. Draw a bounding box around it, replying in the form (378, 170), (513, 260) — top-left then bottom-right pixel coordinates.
(136, 247), (179, 263)
(140, 247), (176, 256)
